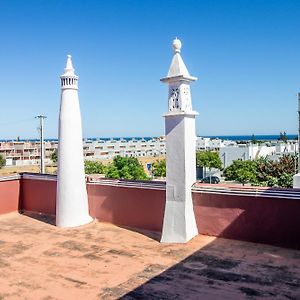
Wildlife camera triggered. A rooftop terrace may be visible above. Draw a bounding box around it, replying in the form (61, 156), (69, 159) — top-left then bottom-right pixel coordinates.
(0, 212), (299, 300)
(0, 173), (299, 298)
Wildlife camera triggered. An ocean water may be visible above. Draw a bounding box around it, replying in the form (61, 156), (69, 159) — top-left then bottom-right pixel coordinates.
(0, 134), (297, 142)
(202, 135), (298, 141)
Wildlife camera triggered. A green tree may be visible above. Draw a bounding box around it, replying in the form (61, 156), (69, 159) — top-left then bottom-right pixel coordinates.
(105, 165), (119, 179)
(251, 134), (258, 144)
(224, 154), (297, 188)
(278, 154), (297, 174)
(235, 167), (257, 186)
(223, 160), (257, 185)
(196, 151), (222, 182)
(256, 155), (296, 188)
(84, 160), (106, 174)
(0, 155), (5, 169)
(255, 157), (277, 183)
(196, 151), (222, 169)
(105, 156), (149, 180)
(50, 149), (58, 163)
(278, 173), (293, 188)
(278, 131), (288, 143)
(152, 159), (166, 177)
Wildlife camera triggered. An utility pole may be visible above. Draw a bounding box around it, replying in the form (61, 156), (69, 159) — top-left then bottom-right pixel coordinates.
(35, 115), (47, 173)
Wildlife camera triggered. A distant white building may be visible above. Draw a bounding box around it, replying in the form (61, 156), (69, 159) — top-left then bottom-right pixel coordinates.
(83, 137), (166, 160)
(0, 137), (297, 168)
(220, 142), (297, 168)
(0, 137), (166, 166)
(196, 137), (236, 150)
(0, 141), (55, 166)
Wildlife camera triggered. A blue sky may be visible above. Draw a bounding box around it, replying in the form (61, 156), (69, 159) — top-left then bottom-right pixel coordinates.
(0, 0), (299, 139)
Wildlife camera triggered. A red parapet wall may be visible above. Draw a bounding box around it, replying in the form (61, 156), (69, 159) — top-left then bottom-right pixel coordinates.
(0, 174), (299, 249)
(20, 176), (166, 232)
(87, 183), (165, 232)
(22, 176), (56, 216)
(0, 178), (20, 215)
(193, 191), (300, 249)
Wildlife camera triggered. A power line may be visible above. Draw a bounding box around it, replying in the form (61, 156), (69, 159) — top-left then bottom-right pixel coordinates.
(0, 117), (36, 126)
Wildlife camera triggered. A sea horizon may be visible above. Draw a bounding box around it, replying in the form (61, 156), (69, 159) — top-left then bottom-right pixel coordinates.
(0, 134), (297, 142)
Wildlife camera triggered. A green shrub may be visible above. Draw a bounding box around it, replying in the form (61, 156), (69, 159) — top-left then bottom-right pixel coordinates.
(105, 156), (148, 180)
(152, 159), (166, 177)
(0, 155), (5, 169)
(84, 160), (106, 174)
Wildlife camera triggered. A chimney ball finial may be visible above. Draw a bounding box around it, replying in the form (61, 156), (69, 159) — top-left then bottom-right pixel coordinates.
(173, 38), (182, 53)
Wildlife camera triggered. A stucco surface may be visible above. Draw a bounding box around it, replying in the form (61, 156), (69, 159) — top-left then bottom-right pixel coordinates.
(0, 180), (20, 215)
(56, 55), (92, 228)
(0, 213), (299, 299)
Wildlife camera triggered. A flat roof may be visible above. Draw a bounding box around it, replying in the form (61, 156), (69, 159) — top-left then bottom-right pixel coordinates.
(0, 213), (299, 299)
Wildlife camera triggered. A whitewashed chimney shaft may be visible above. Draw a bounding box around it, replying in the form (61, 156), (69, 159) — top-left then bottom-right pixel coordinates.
(160, 39), (199, 243)
(56, 55), (93, 228)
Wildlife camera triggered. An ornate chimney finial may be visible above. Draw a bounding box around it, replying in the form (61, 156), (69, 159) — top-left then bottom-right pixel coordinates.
(64, 54), (75, 75)
(172, 38), (182, 53)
